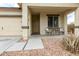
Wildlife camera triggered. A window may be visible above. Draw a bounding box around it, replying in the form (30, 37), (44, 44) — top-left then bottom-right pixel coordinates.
(48, 16), (59, 27)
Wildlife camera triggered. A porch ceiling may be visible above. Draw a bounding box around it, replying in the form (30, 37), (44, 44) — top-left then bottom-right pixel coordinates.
(29, 6), (77, 14)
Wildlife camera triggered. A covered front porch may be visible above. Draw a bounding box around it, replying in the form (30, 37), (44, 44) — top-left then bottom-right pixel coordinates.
(22, 4), (79, 40)
(28, 4), (76, 36)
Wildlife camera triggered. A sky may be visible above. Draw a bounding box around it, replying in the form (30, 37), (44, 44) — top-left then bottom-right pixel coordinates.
(67, 12), (75, 24)
(0, 3), (19, 7)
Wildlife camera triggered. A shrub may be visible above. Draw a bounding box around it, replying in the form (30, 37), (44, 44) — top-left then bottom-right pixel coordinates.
(63, 33), (79, 54)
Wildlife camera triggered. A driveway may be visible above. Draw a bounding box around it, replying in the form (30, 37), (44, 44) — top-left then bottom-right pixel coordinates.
(0, 36), (21, 54)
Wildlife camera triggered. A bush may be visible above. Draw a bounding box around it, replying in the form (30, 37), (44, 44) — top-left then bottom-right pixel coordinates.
(63, 33), (79, 54)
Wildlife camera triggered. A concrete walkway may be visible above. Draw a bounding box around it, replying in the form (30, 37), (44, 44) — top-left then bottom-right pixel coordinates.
(0, 35), (44, 55)
(24, 35), (44, 50)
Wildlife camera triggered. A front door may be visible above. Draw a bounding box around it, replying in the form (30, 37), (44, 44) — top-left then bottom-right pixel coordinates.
(32, 14), (40, 35)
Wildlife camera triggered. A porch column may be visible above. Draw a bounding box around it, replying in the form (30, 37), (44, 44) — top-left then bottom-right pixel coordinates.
(64, 14), (67, 35)
(22, 4), (29, 40)
(75, 8), (79, 36)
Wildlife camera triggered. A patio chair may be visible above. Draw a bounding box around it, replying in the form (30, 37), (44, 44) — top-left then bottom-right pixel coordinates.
(45, 27), (52, 35)
(55, 28), (60, 35)
(60, 27), (64, 35)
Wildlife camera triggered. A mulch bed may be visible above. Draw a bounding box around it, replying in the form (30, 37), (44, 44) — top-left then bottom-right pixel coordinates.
(1, 37), (74, 56)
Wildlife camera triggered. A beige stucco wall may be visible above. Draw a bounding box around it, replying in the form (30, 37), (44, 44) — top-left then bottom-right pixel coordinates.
(59, 14), (64, 27)
(22, 4), (28, 40)
(75, 8), (79, 36)
(40, 13), (48, 35)
(40, 13), (64, 35)
(0, 9), (21, 16)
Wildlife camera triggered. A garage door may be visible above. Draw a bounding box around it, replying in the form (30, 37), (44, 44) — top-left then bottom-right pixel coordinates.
(0, 17), (21, 36)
